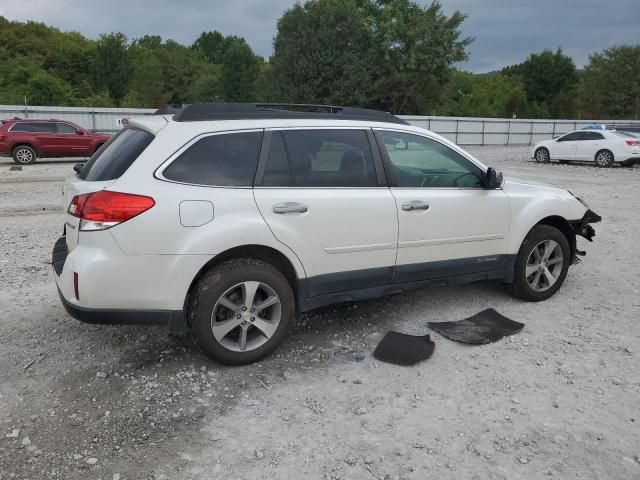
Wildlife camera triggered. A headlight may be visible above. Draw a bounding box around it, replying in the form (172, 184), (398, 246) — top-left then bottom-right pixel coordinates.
(568, 191), (589, 208)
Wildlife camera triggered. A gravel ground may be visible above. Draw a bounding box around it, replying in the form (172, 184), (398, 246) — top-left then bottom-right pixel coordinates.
(1, 148), (639, 480)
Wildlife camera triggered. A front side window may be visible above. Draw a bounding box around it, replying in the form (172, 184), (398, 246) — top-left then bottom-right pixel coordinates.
(380, 131), (482, 188)
(163, 131), (262, 186)
(268, 129), (377, 187)
(56, 122), (77, 134)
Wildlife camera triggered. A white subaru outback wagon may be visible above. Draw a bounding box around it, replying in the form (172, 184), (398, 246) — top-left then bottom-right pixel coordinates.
(52, 103), (600, 365)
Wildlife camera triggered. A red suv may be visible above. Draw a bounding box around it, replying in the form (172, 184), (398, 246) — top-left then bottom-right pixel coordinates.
(0, 119), (111, 165)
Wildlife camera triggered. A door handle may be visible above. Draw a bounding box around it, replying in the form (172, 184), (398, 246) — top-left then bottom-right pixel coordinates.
(402, 201), (430, 211)
(402, 200), (430, 211)
(273, 202), (308, 214)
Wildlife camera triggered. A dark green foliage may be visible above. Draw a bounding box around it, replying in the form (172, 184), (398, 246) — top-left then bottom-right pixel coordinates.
(502, 49), (577, 118)
(0, 12), (637, 119)
(578, 46), (640, 119)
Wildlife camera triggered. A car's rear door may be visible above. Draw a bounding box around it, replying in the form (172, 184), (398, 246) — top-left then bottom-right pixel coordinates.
(574, 131), (604, 161)
(374, 129), (510, 283)
(253, 128), (398, 297)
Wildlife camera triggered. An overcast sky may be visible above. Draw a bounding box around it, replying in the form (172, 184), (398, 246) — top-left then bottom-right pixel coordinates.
(1, 0), (638, 72)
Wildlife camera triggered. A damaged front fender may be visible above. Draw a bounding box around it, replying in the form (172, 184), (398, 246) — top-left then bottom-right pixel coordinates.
(571, 209), (601, 242)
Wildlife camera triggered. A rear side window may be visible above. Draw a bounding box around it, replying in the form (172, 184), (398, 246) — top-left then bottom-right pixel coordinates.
(80, 128), (154, 181)
(10, 122), (57, 133)
(163, 131), (262, 186)
(268, 129), (377, 187)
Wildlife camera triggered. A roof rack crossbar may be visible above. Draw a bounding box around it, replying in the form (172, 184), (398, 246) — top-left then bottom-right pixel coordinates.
(171, 102), (409, 125)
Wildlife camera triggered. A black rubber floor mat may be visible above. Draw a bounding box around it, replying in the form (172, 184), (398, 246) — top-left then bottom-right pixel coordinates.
(373, 332), (435, 365)
(427, 308), (524, 344)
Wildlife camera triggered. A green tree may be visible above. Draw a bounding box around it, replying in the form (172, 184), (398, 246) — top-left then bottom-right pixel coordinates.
(26, 72), (73, 105)
(222, 41), (260, 101)
(369, 0), (471, 114)
(578, 45), (640, 119)
(94, 32), (131, 102)
(271, 0), (470, 113)
(271, 0), (378, 106)
(503, 49), (577, 118)
(192, 31), (227, 64)
(439, 71), (527, 118)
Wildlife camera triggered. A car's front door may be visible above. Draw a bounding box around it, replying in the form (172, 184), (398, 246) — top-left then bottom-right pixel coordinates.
(54, 122), (93, 156)
(552, 132), (581, 160)
(253, 128), (398, 298)
(375, 130), (510, 283)
(575, 130), (604, 161)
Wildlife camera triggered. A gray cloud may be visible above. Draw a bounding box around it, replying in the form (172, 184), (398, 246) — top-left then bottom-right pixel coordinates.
(0, 0), (638, 71)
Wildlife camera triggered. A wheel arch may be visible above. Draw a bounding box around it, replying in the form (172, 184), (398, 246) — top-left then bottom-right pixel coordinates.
(12, 142), (38, 156)
(183, 244), (302, 325)
(525, 216), (576, 260)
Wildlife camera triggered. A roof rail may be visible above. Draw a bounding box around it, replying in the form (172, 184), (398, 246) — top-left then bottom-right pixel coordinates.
(172, 102), (409, 125)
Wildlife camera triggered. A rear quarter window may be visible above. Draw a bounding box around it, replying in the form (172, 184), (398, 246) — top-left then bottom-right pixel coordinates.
(161, 131), (263, 186)
(80, 128), (154, 181)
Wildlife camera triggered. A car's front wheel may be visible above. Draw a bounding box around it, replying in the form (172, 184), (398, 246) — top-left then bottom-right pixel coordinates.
(506, 225), (570, 302)
(189, 258), (295, 365)
(534, 147), (550, 163)
(12, 145), (37, 165)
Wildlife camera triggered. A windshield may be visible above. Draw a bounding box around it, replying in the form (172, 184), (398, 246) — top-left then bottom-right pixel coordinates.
(79, 128), (154, 181)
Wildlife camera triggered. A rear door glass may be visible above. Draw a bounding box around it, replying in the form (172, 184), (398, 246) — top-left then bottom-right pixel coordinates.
(80, 128), (154, 181)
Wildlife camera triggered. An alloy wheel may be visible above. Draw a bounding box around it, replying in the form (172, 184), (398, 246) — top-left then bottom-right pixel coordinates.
(525, 239), (564, 292)
(15, 148), (34, 164)
(535, 149), (549, 163)
(210, 281), (281, 352)
(596, 151), (612, 167)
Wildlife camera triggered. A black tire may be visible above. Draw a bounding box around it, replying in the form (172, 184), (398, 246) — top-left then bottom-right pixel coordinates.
(189, 258), (295, 365)
(595, 149), (614, 168)
(534, 147), (550, 163)
(506, 225), (570, 302)
(12, 145), (37, 165)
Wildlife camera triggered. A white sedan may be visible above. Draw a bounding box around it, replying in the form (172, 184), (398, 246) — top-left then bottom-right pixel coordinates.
(532, 129), (640, 167)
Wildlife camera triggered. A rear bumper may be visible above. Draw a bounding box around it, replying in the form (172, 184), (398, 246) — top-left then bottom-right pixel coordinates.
(51, 234), (206, 333)
(56, 286), (185, 332)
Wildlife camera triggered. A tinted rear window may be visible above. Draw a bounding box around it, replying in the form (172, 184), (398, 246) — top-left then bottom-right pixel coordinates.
(80, 128), (154, 181)
(162, 132), (263, 186)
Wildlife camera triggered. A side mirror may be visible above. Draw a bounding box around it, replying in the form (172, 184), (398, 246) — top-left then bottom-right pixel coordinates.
(484, 167), (503, 189)
(75, 129), (85, 135)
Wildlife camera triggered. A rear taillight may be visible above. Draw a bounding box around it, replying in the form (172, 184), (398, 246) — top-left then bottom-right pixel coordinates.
(68, 191), (155, 231)
(625, 139), (640, 147)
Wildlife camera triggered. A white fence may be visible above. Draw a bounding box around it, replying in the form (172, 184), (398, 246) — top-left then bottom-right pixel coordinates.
(2, 105), (639, 146)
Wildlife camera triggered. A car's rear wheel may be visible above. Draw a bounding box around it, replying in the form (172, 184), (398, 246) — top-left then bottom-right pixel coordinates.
(595, 149), (614, 168)
(534, 147), (550, 163)
(189, 258), (295, 365)
(12, 145), (37, 165)
(506, 225), (570, 302)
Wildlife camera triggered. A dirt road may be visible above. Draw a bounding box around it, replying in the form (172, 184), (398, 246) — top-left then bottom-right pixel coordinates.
(1, 149), (639, 479)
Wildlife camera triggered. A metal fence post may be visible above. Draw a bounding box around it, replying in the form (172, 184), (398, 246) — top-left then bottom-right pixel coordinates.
(552, 121), (556, 138)
(481, 119), (485, 146)
(529, 121), (534, 146)
(506, 120), (511, 145)
(455, 119), (459, 144)
(91, 111), (96, 131)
